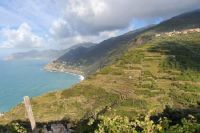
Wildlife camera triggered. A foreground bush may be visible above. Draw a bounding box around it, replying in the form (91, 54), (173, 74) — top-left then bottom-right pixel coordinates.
(88, 114), (200, 133)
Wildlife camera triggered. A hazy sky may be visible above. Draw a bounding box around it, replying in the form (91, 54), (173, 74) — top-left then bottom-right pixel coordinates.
(0, 0), (200, 54)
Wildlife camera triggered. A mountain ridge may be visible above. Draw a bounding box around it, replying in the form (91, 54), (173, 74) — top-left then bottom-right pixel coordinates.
(45, 9), (200, 76)
(3, 42), (96, 61)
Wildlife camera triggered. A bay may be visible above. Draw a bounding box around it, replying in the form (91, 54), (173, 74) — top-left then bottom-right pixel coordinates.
(0, 59), (80, 112)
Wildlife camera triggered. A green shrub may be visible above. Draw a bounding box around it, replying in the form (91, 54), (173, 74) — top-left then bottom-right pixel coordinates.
(89, 114), (200, 133)
(99, 67), (113, 75)
(0, 123), (28, 133)
(93, 115), (137, 133)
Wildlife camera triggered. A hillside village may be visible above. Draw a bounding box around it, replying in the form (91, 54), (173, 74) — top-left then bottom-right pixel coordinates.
(156, 28), (200, 37)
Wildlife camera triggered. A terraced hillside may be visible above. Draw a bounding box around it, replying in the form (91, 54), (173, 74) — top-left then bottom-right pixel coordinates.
(1, 32), (200, 130)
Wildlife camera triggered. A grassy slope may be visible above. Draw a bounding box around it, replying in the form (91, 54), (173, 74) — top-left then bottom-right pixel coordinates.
(1, 32), (200, 125)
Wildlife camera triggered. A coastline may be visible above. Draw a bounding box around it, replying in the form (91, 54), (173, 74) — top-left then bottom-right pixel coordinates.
(46, 69), (85, 81)
(44, 62), (85, 81)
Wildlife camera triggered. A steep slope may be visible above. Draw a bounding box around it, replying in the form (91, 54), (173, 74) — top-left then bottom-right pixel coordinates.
(58, 29), (145, 64)
(45, 27), (151, 75)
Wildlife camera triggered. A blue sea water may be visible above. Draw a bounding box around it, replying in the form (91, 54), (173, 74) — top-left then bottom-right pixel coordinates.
(0, 59), (81, 112)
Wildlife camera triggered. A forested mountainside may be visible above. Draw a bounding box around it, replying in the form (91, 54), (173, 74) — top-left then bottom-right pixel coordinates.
(45, 26), (152, 75)
(1, 9), (200, 132)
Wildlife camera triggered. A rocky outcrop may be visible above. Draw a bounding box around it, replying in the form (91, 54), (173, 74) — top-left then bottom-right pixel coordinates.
(32, 123), (74, 133)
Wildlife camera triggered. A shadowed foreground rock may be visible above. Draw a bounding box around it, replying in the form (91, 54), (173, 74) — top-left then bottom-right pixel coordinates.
(36, 123), (73, 133)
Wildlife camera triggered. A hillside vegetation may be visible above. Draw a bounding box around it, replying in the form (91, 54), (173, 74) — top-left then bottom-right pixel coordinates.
(1, 31), (200, 132)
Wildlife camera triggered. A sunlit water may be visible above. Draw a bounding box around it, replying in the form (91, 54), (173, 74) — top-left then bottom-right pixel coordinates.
(0, 59), (81, 112)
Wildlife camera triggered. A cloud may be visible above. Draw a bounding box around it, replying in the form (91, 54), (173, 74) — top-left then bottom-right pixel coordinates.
(50, 19), (76, 39)
(1, 0), (200, 51)
(51, 0), (200, 39)
(0, 0), (61, 33)
(47, 29), (120, 50)
(0, 23), (45, 49)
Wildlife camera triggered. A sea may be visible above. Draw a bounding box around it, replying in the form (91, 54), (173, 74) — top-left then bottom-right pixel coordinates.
(0, 59), (81, 112)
